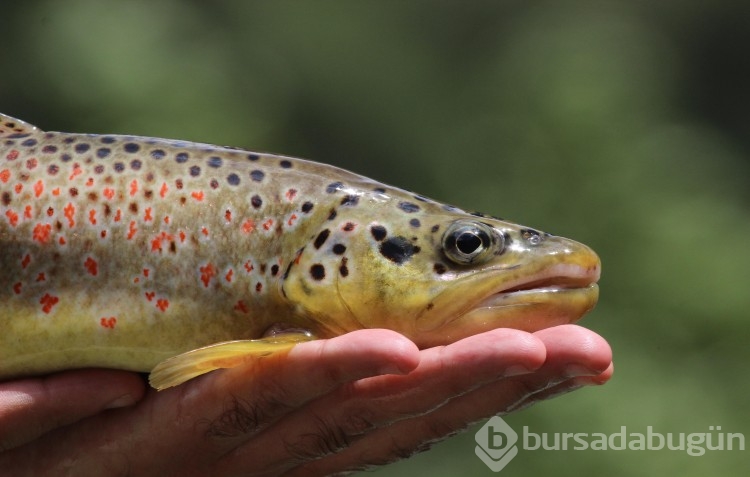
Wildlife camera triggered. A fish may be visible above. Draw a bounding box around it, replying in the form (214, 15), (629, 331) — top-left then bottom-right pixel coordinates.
(0, 112), (600, 390)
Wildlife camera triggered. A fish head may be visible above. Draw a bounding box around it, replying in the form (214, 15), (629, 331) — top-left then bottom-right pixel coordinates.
(281, 192), (600, 348)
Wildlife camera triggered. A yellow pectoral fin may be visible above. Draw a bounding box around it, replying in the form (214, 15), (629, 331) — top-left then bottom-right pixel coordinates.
(149, 333), (316, 390)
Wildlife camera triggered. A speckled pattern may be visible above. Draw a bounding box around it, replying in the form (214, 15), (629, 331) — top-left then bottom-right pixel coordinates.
(0, 113), (601, 378)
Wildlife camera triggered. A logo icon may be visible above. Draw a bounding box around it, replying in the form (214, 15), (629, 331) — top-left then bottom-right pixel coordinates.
(475, 416), (519, 472)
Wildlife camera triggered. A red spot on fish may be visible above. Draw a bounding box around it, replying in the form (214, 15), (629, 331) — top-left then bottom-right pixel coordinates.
(63, 203), (76, 228)
(6, 150), (19, 161)
(36, 272), (46, 282)
(199, 263), (217, 288)
(33, 180), (44, 198)
(150, 231), (174, 253)
(58, 236), (66, 245)
(69, 164), (83, 181)
(85, 177), (94, 187)
(145, 291), (155, 301)
(225, 209), (232, 222)
(100, 230), (107, 239)
(201, 227), (209, 237)
(144, 207), (153, 222)
(143, 268), (150, 278)
(285, 188), (297, 201)
(5, 210), (19, 227)
(0, 169), (10, 183)
(163, 215), (170, 224)
(40, 293), (59, 313)
(14, 183), (22, 194)
(52, 188), (60, 196)
(46, 207), (54, 217)
(287, 213), (298, 227)
(234, 300), (249, 314)
(88, 209), (97, 225)
(179, 230), (186, 242)
(262, 219), (273, 231)
(191, 191), (204, 201)
(26, 158), (38, 170)
(21, 254), (31, 269)
(241, 219), (255, 234)
(32, 223), (52, 244)
(156, 299), (169, 312)
(127, 221), (137, 240)
(100, 317), (117, 329)
(13, 282), (22, 294)
(244, 261), (254, 273)
(103, 187), (115, 200)
(342, 222), (356, 232)
(84, 257), (98, 276)
(114, 208), (122, 222)
(159, 182), (168, 198)
(129, 179), (138, 197)
(225, 268), (234, 283)
(23, 205), (32, 219)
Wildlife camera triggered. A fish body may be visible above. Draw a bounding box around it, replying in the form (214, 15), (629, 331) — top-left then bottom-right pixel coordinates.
(0, 113), (600, 388)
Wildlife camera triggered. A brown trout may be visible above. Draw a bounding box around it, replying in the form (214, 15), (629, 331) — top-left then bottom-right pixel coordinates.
(0, 112), (600, 389)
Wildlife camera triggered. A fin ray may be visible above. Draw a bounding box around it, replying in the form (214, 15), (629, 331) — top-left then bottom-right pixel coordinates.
(149, 333), (315, 390)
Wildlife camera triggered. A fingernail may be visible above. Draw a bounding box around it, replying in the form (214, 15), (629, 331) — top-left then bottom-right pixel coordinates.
(104, 394), (136, 410)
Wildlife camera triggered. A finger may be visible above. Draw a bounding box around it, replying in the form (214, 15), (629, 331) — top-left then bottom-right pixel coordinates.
(0, 369), (145, 452)
(285, 326), (612, 475)
(217, 328), (546, 474)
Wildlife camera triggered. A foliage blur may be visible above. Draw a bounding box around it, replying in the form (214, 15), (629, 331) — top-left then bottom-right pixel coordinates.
(1, 1), (748, 475)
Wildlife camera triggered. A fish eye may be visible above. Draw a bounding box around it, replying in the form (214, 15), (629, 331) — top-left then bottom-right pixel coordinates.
(442, 220), (501, 265)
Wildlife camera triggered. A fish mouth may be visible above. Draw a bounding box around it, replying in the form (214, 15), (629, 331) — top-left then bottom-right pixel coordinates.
(413, 260), (600, 348)
(472, 263), (600, 310)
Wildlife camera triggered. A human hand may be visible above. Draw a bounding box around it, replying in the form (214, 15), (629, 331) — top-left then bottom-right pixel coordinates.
(0, 324), (612, 476)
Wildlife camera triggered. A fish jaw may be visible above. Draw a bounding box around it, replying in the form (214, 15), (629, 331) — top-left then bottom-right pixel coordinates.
(409, 233), (601, 348)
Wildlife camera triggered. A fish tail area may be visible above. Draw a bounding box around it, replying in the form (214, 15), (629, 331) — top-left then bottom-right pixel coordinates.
(149, 333), (316, 390)
(0, 113), (41, 137)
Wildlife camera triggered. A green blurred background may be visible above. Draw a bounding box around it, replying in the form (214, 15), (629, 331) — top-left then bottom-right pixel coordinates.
(1, 1), (748, 475)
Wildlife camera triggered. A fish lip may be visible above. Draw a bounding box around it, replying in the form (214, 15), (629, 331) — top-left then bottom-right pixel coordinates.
(470, 263), (601, 310)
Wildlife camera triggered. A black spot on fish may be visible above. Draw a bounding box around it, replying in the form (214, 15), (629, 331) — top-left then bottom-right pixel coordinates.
(433, 263), (447, 275)
(169, 241), (177, 253)
(210, 179), (219, 189)
(250, 170), (265, 182)
(314, 229), (330, 249)
(247, 153), (260, 161)
(227, 173), (240, 186)
(370, 224), (387, 241)
(279, 159), (292, 169)
(69, 187), (78, 197)
(175, 179), (184, 189)
(124, 143), (140, 153)
(332, 243), (346, 255)
(310, 264), (326, 281)
(42, 145), (57, 154)
(373, 187), (386, 194)
(379, 236), (419, 264)
(398, 201), (420, 213)
(341, 194), (359, 206)
(271, 264), (279, 276)
(409, 218), (421, 228)
(61, 153), (72, 162)
(151, 149), (166, 160)
(190, 166), (201, 177)
(326, 182), (344, 194)
(48, 164), (60, 175)
(431, 224), (440, 233)
(208, 156), (223, 168)
(87, 192), (98, 201)
(301, 201), (314, 213)
(96, 148), (111, 158)
(1, 192), (10, 206)
(175, 152), (188, 163)
(339, 257), (349, 277)
(103, 204), (111, 217)
(94, 165), (104, 174)
(21, 138), (37, 147)
(129, 202), (138, 213)
(251, 195), (262, 209)
(342, 222), (355, 232)
(114, 162), (125, 173)
(327, 209), (337, 221)
(100, 136), (116, 144)
(130, 159), (142, 170)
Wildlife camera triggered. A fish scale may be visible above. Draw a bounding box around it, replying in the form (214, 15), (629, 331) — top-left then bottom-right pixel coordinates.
(0, 112), (601, 389)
